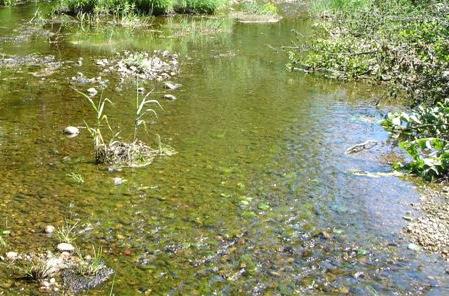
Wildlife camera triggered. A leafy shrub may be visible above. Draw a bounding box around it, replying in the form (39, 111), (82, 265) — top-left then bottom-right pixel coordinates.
(382, 100), (449, 180)
(58, 0), (227, 15)
(134, 0), (173, 15)
(288, 0), (449, 105)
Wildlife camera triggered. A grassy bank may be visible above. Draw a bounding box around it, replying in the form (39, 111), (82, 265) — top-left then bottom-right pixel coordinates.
(58, 0), (228, 15)
(288, 0), (449, 180)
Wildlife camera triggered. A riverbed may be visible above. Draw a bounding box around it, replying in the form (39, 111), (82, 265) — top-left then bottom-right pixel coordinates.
(0, 3), (448, 295)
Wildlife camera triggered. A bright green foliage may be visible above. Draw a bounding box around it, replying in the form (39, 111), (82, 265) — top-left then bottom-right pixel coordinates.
(174, 0), (224, 14)
(58, 0), (227, 15)
(0, 0), (17, 6)
(288, 0), (449, 105)
(238, 1), (278, 15)
(382, 100), (449, 180)
(134, 0), (173, 15)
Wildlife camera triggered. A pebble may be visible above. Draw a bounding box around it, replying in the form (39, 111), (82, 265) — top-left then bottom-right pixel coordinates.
(63, 126), (80, 138)
(113, 177), (125, 186)
(163, 81), (182, 90)
(407, 243), (421, 251)
(87, 87), (98, 97)
(45, 225), (55, 234)
(164, 94), (177, 101)
(5, 251), (18, 260)
(57, 243), (75, 252)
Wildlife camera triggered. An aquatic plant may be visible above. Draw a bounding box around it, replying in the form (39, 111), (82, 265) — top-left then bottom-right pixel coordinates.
(15, 257), (52, 281)
(56, 222), (79, 244)
(77, 246), (105, 276)
(76, 86), (175, 167)
(74, 87), (117, 162)
(67, 172), (85, 184)
(0, 233), (6, 248)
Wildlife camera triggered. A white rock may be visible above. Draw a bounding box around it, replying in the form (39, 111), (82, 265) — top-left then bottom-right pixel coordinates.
(408, 243), (421, 251)
(63, 126), (80, 138)
(45, 257), (64, 275)
(163, 81), (182, 90)
(57, 243), (75, 252)
(5, 251), (18, 260)
(113, 177), (125, 186)
(164, 94), (177, 101)
(45, 225), (55, 234)
(87, 87), (98, 97)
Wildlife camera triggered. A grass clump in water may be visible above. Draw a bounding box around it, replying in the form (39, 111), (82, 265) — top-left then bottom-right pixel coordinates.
(76, 87), (175, 168)
(56, 222), (79, 244)
(76, 246), (105, 276)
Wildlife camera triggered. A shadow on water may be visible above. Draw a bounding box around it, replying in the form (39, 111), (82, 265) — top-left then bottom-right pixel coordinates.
(0, 3), (448, 295)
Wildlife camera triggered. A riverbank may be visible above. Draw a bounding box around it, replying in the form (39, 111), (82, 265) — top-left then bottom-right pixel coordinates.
(406, 186), (449, 259)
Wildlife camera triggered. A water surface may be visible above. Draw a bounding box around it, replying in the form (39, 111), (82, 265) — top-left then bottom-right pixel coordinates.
(0, 4), (448, 295)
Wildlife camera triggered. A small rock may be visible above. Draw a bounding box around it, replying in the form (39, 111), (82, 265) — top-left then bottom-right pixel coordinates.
(63, 126), (80, 138)
(403, 214), (413, 221)
(321, 230), (331, 239)
(407, 243), (421, 251)
(46, 257), (64, 275)
(107, 167), (122, 173)
(113, 177), (125, 186)
(163, 81), (182, 90)
(137, 87), (145, 94)
(45, 225), (55, 234)
(163, 94), (177, 101)
(57, 243), (75, 252)
(87, 87), (98, 97)
(5, 251), (18, 260)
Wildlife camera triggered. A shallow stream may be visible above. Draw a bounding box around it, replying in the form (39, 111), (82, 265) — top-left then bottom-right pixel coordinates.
(0, 3), (448, 295)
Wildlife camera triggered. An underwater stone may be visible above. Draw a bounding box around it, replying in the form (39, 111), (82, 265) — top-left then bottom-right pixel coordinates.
(57, 243), (75, 252)
(163, 81), (182, 90)
(5, 251), (18, 260)
(45, 225), (55, 234)
(63, 126), (80, 138)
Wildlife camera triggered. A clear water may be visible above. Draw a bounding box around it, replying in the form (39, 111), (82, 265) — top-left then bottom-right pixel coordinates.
(0, 3), (448, 295)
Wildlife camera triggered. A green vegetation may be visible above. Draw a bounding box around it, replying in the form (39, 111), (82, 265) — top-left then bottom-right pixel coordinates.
(56, 222), (79, 244)
(67, 172), (85, 184)
(0, 0), (17, 6)
(78, 86), (175, 167)
(0, 231), (7, 248)
(237, 1), (277, 15)
(288, 0), (449, 180)
(383, 100), (449, 180)
(58, 0), (228, 16)
(15, 258), (51, 281)
(77, 246), (105, 276)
